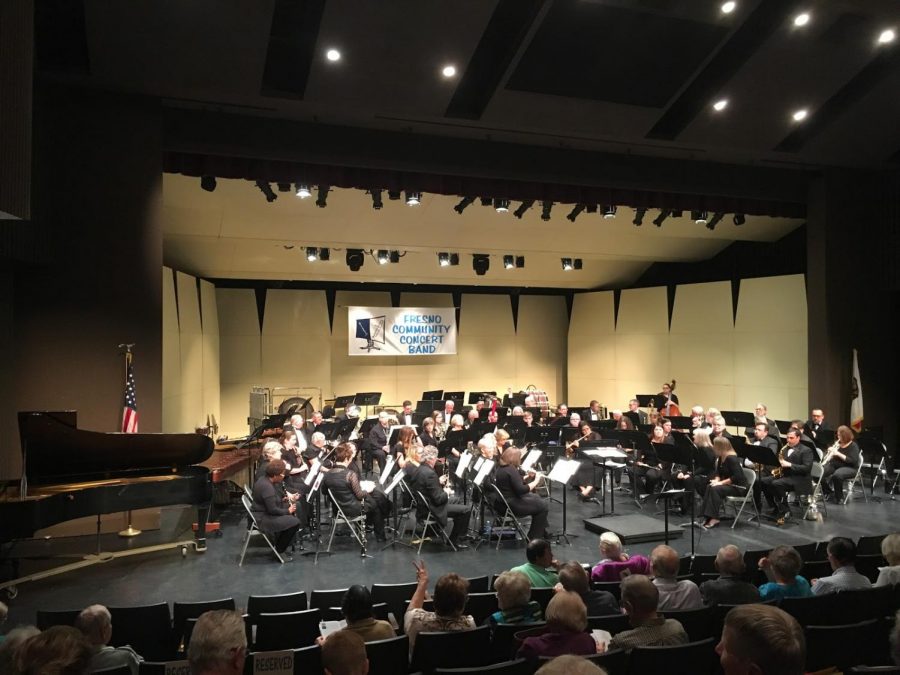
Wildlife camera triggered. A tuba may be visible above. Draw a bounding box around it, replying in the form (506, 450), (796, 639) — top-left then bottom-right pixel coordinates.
(771, 444), (789, 479)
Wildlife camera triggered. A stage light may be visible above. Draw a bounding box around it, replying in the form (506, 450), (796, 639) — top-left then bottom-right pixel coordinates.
(438, 252), (460, 267)
(503, 255), (515, 269)
(405, 191), (421, 206)
(387, 190), (401, 201)
(255, 180), (278, 203)
(319, 247), (330, 261)
(389, 250), (400, 263)
(480, 197), (492, 207)
(793, 12), (810, 27)
(566, 204), (585, 222)
(442, 64), (457, 78)
(733, 213), (746, 225)
(574, 258), (583, 270)
(877, 28), (895, 44)
(296, 183), (312, 199)
(472, 254), (490, 276)
(346, 249), (364, 271)
(370, 190), (383, 210)
(633, 208), (647, 226)
(377, 250), (390, 265)
(653, 210), (669, 227)
(513, 200), (534, 219)
(494, 198), (510, 213)
(706, 213), (725, 230)
(277, 182), (292, 192)
(721, 1), (736, 14)
(602, 205), (617, 219)
(306, 247), (319, 262)
(200, 175), (216, 192)
(561, 258), (573, 271)
(316, 185), (330, 208)
(792, 109), (808, 122)
(692, 210), (709, 224)
(454, 196), (475, 214)
(541, 201), (553, 221)
(585, 204), (598, 214)
(713, 99), (728, 111)
(326, 48), (341, 62)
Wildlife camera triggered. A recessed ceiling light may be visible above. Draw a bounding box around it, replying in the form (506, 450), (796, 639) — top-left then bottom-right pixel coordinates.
(442, 65), (457, 78)
(713, 99), (728, 111)
(877, 29), (896, 44)
(325, 48), (341, 62)
(720, 2), (736, 14)
(793, 12), (810, 27)
(792, 109), (808, 122)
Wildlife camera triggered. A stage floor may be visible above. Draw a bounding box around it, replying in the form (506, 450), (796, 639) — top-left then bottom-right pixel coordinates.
(3, 486), (898, 627)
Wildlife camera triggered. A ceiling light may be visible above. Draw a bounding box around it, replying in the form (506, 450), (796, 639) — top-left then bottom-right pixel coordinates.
(574, 259), (583, 270)
(691, 210), (709, 225)
(713, 99), (728, 111)
(370, 190), (383, 210)
(480, 197), (492, 207)
(405, 191), (421, 206)
(377, 250), (390, 265)
(602, 205), (617, 219)
(494, 198), (510, 213)
(585, 204), (598, 214)
(255, 181), (277, 203)
(296, 183), (312, 199)
(454, 196), (475, 214)
(513, 200), (534, 219)
(733, 213), (746, 225)
(438, 252), (460, 267)
(503, 255), (515, 269)
(878, 29), (896, 44)
(276, 182), (292, 192)
(652, 210), (669, 227)
(541, 201), (553, 221)
(316, 185), (330, 207)
(472, 254), (490, 276)
(792, 109), (808, 122)
(346, 249), (364, 271)
(306, 247), (319, 262)
(793, 12), (810, 27)
(706, 213), (725, 230)
(326, 48), (341, 62)
(387, 190), (401, 201)
(200, 175), (216, 192)
(319, 247), (330, 261)
(442, 65), (457, 78)
(561, 258), (574, 271)
(566, 204), (585, 222)
(389, 250), (401, 263)
(633, 208), (647, 226)
(720, 2), (736, 14)
(515, 256), (525, 268)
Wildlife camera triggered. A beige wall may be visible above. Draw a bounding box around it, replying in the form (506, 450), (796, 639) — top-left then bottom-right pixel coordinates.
(567, 274), (808, 420)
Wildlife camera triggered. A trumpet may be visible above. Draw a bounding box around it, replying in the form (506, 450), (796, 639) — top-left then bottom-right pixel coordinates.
(771, 444), (790, 479)
(821, 441), (840, 465)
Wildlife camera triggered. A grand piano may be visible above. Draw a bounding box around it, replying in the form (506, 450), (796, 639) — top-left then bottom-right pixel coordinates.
(0, 411), (213, 596)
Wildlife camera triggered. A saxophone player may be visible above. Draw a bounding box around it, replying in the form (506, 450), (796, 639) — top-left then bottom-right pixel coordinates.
(820, 425), (861, 503)
(747, 422), (780, 510)
(759, 429), (814, 524)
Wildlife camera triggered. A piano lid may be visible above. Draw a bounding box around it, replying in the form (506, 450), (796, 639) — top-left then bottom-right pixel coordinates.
(18, 411), (214, 486)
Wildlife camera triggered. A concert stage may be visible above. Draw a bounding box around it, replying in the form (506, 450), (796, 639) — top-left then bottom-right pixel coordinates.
(583, 513), (683, 544)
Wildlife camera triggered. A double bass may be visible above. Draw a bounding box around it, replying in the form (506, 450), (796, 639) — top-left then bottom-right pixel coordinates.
(659, 379), (681, 417)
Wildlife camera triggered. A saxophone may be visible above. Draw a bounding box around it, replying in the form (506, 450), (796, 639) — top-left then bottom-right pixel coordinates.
(771, 444), (789, 479)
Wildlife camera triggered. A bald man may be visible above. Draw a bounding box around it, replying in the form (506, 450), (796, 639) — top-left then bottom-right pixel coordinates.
(699, 545), (761, 606)
(650, 545), (702, 610)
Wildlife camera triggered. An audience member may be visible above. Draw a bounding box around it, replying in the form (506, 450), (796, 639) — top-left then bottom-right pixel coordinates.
(700, 545), (761, 606)
(607, 575), (688, 652)
(14, 625), (93, 675)
(0, 626), (40, 673)
(510, 539), (561, 587)
(876, 533), (900, 587)
(812, 537), (872, 595)
(557, 561), (619, 616)
(516, 591), (596, 661)
(649, 545), (702, 610)
(404, 560), (475, 652)
(716, 603), (805, 675)
(187, 609), (247, 675)
(340, 585), (395, 642)
(487, 571), (543, 625)
(591, 532), (650, 581)
(535, 654), (607, 675)
(74, 604), (142, 674)
(322, 630), (369, 675)
(757, 546), (812, 601)
(0, 600), (7, 639)
(892, 609), (900, 667)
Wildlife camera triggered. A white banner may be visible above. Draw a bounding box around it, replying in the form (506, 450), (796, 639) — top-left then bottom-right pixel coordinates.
(348, 306), (457, 356)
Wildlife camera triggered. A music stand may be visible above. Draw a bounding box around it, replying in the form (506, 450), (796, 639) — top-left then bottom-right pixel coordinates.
(623, 411), (640, 427)
(579, 442), (627, 517)
(546, 458), (581, 545)
(503, 418), (527, 445)
(735, 441), (782, 521)
(468, 391), (496, 404)
(636, 394), (656, 408)
(422, 389), (443, 401)
(667, 416), (693, 431)
(354, 392), (382, 419)
(856, 433), (891, 501)
(607, 429), (653, 507)
(444, 391), (465, 407)
(504, 393), (527, 408)
(656, 442), (698, 555)
(524, 406), (542, 420)
(333, 395), (356, 410)
(774, 419), (792, 434)
(415, 400), (441, 415)
(525, 425), (560, 449)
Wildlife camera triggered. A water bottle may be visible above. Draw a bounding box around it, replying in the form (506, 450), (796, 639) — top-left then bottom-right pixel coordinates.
(485, 518), (492, 538)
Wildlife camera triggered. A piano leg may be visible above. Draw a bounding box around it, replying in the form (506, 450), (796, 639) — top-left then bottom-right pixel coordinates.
(194, 502), (210, 552)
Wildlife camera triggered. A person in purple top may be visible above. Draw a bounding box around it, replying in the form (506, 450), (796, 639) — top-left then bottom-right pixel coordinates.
(591, 532), (650, 582)
(517, 591), (597, 662)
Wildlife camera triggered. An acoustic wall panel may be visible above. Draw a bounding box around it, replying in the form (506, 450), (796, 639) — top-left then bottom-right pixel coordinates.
(615, 287), (669, 405)
(217, 288), (261, 437)
(176, 272), (204, 432)
(161, 267), (181, 432)
(397, 292), (456, 402)
(516, 295), (567, 405)
(457, 294), (516, 400)
(199, 280), (220, 431)
(567, 291), (616, 408)
(331, 291), (396, 404)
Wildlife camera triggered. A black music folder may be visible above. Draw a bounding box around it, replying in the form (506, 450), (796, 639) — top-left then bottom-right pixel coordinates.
(333, 395), (356, 409)
(354, 392), (382, 406)
(422, 389), (443, 401)
(722, 411), (755, 428)
(468, 391), (496, 404)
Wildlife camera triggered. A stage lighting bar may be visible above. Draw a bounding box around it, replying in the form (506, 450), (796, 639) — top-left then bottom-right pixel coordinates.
(566, 204), (585, 222)
(513, 201), (534, 219)
(454, 197), (475, 214)
(706, 213), (725, 230)
(370, 190), (383, 210)
(633, 208), (647, 226)
(346, 249), (364, 271)
(277, 182), (292, 193)
(296, 183), (312, 199)
(602, 205), (617, 219)
(438, 252), (460, 267)
(472, 254), (490, 276)
(316, 185), (330, 208)
(387, 190), (401, 201)
(733, 213), (746, 225)
(494, 198), (510, 213)
(541, 201), (553, 221)
(692, 210), (709, 225)
(561, 257), (583, 271)
(255, 180), (278, 203)
(653, 210), (670, 227)
(306, 247), (319, 262)
(405, 191), (421, 206)
(200, 175), (216, 192)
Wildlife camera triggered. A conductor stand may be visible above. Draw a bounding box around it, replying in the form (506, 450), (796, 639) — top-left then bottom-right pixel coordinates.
(301, 472), (329, 563)
(545, 458), (581, 546)
(654, 489), (687, 547)
(526, 426), (561, 504)
(610, 430), (651, 508)
(381, 459), (413, 550)
(656, 441), (701, 558)
(580, 443), (628, 518)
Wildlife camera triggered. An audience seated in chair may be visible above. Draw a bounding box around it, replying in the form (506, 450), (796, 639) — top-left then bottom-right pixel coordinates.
(516, 591), (597, 662)
(0, 626), (40, 674)
(536, 654), (607, 675)
(716, 603), (805, 675)
(13, 625), (93, 675)
(338, 585), (395, 642)
(486, 571), (543, 625)
(875, 533), (900, 587)
(650, 545), (702, 610)
(591, 532), (650, 582)
(700, 545), (761, 606)
(811, 537), (872, 595)
(187, 610), (247, 675)
(757, 546), (813, 601)
(510, 539), (561, 588)
(75, 604), (143, 674)
(607, 575), (688, 652)
(0, 600), (6, 640)
(322, 630), (369, 675)
(556, 561), (619, 616)
(404, 559), (475, 653)
(893, 609), (900, 667)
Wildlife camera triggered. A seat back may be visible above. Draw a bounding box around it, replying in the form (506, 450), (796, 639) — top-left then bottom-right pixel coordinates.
(35, 608), (80, 630)
(780, 593), (841, 626)
(172, 598), (236, 650)
(93, 666), (132, 675)
(794, 542), (819, 561)
(805, 619), (881, 672)
(629, 637), (717, 675)
(465, 592), (500, 625)
(247, 592), (308, 618)
(530, 587), (555, 613)
(489, 622), (545, 662)
(365, 634), (409, 675)
(662, 606), (716, 641)
(801, 559), (833, 583)
(585, 649), (630, 675)
(241, 494), (258, 525)
(371, 582), (418, 627)
(436, 658), (533, 675)
(466, 575), (490, 593)
(855, 554), (888, 583)
(836, 585), (894, 622)
(690, 555), (718, 575)
(109, 602), (173, 661)
(254, 609), (322, 651)
(857, 535), (887, 556)
(591, 580), (622, 601)
(290, 644), (323, 675)
(587, 613), (631, 634)
(309, 588), (349, 611)
(411, 625), (492, 674)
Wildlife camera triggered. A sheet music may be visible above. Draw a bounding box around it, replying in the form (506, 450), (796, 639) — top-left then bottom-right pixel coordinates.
(455, 450), (473, 478)
(379, 455), (396, 484)
(473, 457), (484, 472)
(582, 448), (627, 459)
(307, 472), (324, 502)
(304, 459), (321, 485)
(521, 449), (542, 472)
(547, 458), (580, 483)
(360, 480), (376, 493)
(385, 469), (406, 494)
(473, 459), (495, 486)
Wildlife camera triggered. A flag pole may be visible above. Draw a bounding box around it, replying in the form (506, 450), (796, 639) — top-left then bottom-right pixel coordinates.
(119, 344), (142, 538)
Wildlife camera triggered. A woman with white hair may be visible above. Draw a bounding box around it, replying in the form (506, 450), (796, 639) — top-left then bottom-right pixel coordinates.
(255, 440), (284, 481)
(590, 532), (650, 582)
(487, 571), (543, 625)
(876, 534), (900, 587)
(495, 446), (549, 540)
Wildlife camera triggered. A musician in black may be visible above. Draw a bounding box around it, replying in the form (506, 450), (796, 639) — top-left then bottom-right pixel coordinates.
(400, 400), (416, 426)
(367, 412), (391, 474)
(567, 421), (601, 500)
(251, 459), (301, 559)
(748, 422), (780, 509)
(760, 429), (814, 522)
(588, 400), (603, 422)
(419, 417), (438, 449)
(710, 416), (733, 442)
(288, 414), (309, 453)
(671, 427), (715, 512)
(256, 441), (284, 482)
(752, 403), (780, 438)
(628, 399), (649, 425)
(281, 430), (308, 492)
(412, 446), (471, 548)
(804, 408), (832, 449)
(495, 446), (548, 540)
(656, 381), (679, 409)
(322, 443), (391, 542)
(821, 425), (861, 502)
(634, 426), (665, 495)
(700, 437), (748, 529)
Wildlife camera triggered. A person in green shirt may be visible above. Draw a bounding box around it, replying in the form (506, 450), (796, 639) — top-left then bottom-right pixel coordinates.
(510, 539), (561, 588)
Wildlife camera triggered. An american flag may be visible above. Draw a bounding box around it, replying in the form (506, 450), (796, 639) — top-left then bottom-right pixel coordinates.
(122, 356), (139, 433)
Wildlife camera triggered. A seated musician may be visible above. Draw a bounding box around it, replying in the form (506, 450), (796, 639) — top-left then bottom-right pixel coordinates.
(656, 381), (679, 410)
(322, 443), (391, 542)
(821, 425), (861, 502)
(251, 459), (301, 560)
(690, 406), (705, 430)
(760, 429), (813, 524)
(632, 426), (664, 496)
(710, 415), (732, 442)
(616, 415), (635, 431)
(288, 414), (309, 452)
(700, 437), (748, 529)
(495, 428), (513, 452)
(412, 445), (471, 549)
(511, 405), (524, 416)
(789, 419), (819, 457)
(419, 417), (438, 449)
(366, 411), (392, 474)
(703, 408), (720, 430)
(466, 409), (480, 427)
(752, 403), (780, 438)
(671, 427), (715, 512)
(442, 399), (456, 421)
(281, 430), (308, 492)
(522, 410), (535, 428)
(256, 440), (284, 482)
(567, 421), (602, 500)
(393, 426), (418, 469)
(627, 399), (649, 425)
(746, 422), (779, 509)
(431, 411), (446, 441)
(308, 431), (328, 458)
(487, 409), (499, 424)
(587, 400), (603, 422)
(495, 446), (549, 540)
(549, 404), (568, 426)
(400, 400), (415, 426)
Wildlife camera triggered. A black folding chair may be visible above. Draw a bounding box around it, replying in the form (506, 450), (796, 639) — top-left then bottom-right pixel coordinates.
(465, 592), (500, 625)
(662, 605), (716, 641)
(309, 588), (349, 610)
(591, 580), (622, 601)
(488, 485), (529, 549)
(365, 634), (409, 675)
(240, 494), (285, 565)
(35, 608), (80, 630)
(292, 644), (324, 675)
(780, 593), (841, 626)
(247, 591), (308, 617)
(410, 625), (492, 674)
(805, 619), (881, 672)
(835, 586), (895, 623)
(489, 622), (545, 662)
(437, 658), (533, 675)
(629, 637), (717, 675)
(857, 535), (887, 556)
(254, 608), (322, 651)
(109, 603), (173, 661)
(466, 575), (490, 593)
(173, 598), (235, 653)
(412, 488), (457, 553)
